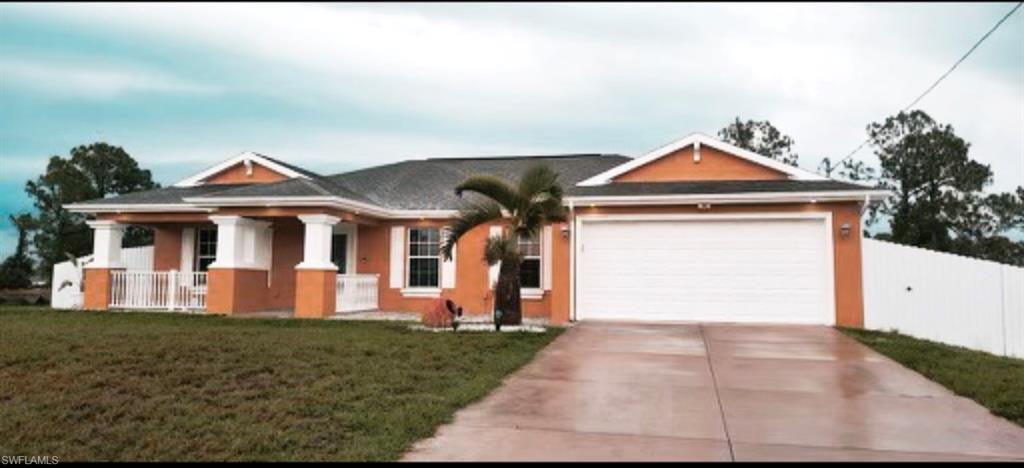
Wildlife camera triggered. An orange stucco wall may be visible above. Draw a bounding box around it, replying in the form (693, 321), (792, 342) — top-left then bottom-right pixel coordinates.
(267, 219), (304, 309)
(352, 202), (863, 326)
(82, 268), (116, 310)
(91, 200), (863, 327)
(206, 268), (270, 314)
(613, 145), (787, 182)
(294, 269), (337, 318)
(348, 202), (867, 327)
(356, 221), (558, 320)
(152, 226), (182, 270)
(569, 202), (866, 327)
(203, 162), (288, 185)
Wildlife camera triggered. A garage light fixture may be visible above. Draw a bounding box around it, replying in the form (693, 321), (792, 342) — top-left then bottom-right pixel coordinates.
(560, 225), (571, 239)
(840, 222), (852, 238)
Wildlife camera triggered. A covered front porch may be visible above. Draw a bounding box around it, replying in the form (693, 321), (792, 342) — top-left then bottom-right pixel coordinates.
(82, 211), (381, 317)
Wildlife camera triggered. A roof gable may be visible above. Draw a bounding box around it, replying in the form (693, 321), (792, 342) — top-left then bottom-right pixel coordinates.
(578, 133), (825, 186)
(173, 152), (317, 187)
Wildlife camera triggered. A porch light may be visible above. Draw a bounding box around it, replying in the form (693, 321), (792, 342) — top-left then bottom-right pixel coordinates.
(840, 222), (852, 238)
(560, 225), (571, 239)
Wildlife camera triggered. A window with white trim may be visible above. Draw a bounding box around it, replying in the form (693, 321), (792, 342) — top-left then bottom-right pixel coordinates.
(518, 233), (541, 289)
(407, 228), (440, 288)
(195, 227), (218, 272)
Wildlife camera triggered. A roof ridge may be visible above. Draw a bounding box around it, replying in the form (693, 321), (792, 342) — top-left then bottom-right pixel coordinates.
(424, 153), (629, 162)
(297, 177), (335, 197)
(249, 152), (322, 178)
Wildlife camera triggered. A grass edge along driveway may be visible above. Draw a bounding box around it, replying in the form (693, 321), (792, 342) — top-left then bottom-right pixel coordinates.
(841, 327), (1024, 427)
(0, 308), (561, 461)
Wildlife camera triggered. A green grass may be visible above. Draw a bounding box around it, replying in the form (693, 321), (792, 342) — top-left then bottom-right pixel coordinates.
(841, 327), (1024, 427)
(0, 307), (561, 461)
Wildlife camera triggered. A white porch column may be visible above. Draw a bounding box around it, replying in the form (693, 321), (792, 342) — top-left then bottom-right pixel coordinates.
(85, 220), (124, 269)
(296, 214), (341, 270)
(208, 215), (245, 269)
(207, 215), (273, 270)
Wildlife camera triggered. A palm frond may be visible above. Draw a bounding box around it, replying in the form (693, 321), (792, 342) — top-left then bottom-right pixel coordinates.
(440, 201), (503, 260)
(517, 164), (562, 207)
(515, 164), (567, 233)
(537, 195), (568, 223)
(454, 175), (520, 212)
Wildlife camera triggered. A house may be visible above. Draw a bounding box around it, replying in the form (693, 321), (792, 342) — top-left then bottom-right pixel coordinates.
(67, 133), (889, 326)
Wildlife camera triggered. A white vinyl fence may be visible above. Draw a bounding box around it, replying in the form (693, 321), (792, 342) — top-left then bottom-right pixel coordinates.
(109, 270), (208, 311)
(863, 239), (1024, 359)
(50, 246), (154, 309)
(336, 274), (379, 313)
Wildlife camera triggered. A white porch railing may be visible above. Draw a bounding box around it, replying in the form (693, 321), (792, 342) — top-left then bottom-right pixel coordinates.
(110, 270), (208, 312)
(336, 274), (379, 313)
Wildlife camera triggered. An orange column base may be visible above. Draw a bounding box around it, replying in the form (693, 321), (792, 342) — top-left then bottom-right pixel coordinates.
(83, 268), (118, 310)
(294, 269), (337, 319)
(206, 268), (269, 315)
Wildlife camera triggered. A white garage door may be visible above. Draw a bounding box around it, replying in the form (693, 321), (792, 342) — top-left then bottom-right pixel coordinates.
(576, 216), (833, 324)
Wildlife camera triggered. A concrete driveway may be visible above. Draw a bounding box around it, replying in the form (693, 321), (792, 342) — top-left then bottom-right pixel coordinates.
(404, 322), (1024, 461)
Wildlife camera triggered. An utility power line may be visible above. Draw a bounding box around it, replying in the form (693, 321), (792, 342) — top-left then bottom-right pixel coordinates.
(830, 2), (1023, 170)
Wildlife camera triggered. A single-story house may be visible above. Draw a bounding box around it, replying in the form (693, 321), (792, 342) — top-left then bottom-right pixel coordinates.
(68, 133), (889, 326)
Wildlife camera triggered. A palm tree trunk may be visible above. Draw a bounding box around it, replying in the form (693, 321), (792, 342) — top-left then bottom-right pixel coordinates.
(494, 258), (522, 325)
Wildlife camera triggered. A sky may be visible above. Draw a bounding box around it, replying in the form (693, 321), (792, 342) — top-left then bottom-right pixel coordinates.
(1, 2), (1022, 257)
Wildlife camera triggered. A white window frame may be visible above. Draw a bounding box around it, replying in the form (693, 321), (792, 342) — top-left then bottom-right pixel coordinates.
(518, 232), (544, 300)
(194, 226), (218, 272)
(405, 227), (441, 292)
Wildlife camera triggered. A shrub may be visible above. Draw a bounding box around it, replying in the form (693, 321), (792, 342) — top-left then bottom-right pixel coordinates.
(421, 298), (452, 329)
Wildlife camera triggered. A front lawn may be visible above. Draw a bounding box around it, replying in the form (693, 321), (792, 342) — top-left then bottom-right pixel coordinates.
(0, 308), (561, 461)
(841, 327), (1024, 427)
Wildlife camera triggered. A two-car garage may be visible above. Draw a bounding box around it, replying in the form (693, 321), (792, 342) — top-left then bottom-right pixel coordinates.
(573, 214), (835, 325)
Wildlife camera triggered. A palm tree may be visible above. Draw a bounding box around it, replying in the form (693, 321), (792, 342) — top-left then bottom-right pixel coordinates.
(441, 164), (566, 325)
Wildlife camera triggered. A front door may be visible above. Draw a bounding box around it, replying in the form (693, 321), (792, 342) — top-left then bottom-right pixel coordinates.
(332, 234), (348, 274)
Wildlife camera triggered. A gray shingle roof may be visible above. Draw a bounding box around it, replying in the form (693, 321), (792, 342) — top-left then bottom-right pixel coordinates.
(74, 154), (881, 210)
(73, 184), (251, 205)
(195, 176), (375, 205)
(254, 153), (322, 179)
(325, 154), (630, 210)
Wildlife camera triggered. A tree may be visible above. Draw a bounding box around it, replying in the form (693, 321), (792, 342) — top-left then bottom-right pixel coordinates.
(948, 188), (1024, 265)
(24, 143), (158, 283)
(441, 164), (566, 325)
(718, 117), (799, 166)
(867, 110), (1023, 266)
(0, 214), (36, 289)
(818, 157), (877, 182)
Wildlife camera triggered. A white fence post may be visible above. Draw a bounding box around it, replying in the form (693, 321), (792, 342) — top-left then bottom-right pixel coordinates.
(168, 269), (178, 311)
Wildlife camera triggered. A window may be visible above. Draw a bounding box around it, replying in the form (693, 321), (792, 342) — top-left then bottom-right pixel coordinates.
(518, 233), (541, 289)
(195, 227), (218, 272)
(407, 228), (440, 288)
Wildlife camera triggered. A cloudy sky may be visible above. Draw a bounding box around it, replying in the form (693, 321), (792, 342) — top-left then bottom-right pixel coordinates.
(1, 2), (1022, 256)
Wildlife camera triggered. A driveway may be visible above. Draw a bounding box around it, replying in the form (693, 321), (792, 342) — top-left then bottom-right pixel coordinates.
(403, 322), (1024, 461)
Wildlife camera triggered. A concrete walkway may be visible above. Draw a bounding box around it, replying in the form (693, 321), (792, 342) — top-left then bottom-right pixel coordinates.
(403, 322), (1024, 461)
